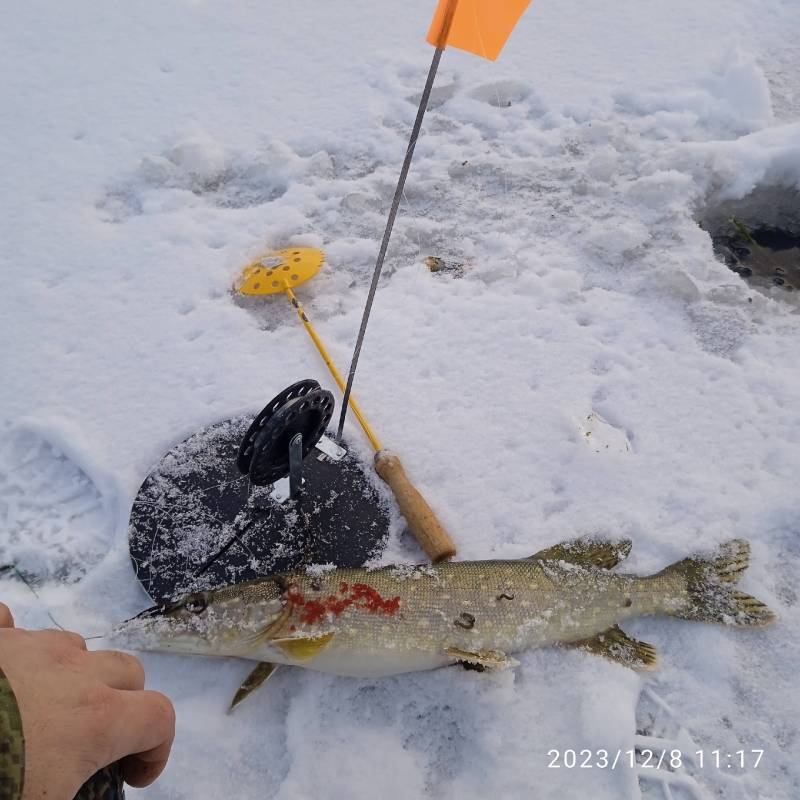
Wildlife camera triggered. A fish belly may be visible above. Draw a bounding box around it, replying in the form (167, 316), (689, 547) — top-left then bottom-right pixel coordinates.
(279, 640), (452, 678)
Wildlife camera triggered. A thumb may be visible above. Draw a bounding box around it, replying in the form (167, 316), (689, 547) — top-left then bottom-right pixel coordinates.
(0, 603), (14, 629)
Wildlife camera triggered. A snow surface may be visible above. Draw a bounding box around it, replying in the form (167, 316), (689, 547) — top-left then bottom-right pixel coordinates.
(2, 1), (800, 798)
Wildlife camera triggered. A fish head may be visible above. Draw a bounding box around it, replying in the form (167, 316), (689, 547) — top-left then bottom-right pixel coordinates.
(113, 578), (288, 656)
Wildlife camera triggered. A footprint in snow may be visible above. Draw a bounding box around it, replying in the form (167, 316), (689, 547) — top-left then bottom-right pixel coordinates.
(406, 80), (459, 110)
(635, 686), (708, 799)
(96, 137), (300, 223)
(0, 427), (113, 583)
(468, 79), (534, 108)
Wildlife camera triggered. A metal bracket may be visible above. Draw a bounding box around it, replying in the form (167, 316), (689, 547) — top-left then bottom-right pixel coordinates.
(315, 435), (346, 462)
(269, 434), (346, 504)
(270, 477), (291, 504)
(288, 433), (303, 500)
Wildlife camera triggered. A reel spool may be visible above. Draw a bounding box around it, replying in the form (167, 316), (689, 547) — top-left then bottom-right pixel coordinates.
(128, 380), (390, 605)
(237, 379), (334, 486)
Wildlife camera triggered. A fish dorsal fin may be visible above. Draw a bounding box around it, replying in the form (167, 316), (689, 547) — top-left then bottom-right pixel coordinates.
(566, 625), (657, 671)
(445, 646), (519, 671)
(227, 662), (279, 713)
(272, 632), (334, 663)
(528, 536), (632, 569)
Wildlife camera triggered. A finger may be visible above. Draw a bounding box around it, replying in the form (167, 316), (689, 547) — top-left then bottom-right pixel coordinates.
(86, 651), (145, 691)
(108, 690), (175, 787)
(0, 604), (14, 628)
(121, 746), (172, 788)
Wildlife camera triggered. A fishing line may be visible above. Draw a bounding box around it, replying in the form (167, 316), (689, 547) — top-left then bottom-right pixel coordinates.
(473, 9), (510, 201)
(2, 566), (109, 641)
(0, 563), (67, 631)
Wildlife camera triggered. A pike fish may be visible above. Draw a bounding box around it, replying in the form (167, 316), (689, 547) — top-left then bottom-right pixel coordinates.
(115, 537), (775, 709)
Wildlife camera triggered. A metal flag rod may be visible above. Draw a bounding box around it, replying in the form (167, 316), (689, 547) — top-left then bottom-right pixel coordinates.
(337, 33), (453, 438)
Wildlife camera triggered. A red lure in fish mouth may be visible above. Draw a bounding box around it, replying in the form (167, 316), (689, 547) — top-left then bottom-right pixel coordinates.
(285, 581), (401, 626)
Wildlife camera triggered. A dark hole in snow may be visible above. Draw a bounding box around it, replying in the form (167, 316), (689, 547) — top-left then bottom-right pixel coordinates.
(699, 185), (800, 301)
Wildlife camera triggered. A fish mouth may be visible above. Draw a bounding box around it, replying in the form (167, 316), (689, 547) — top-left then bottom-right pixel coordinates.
(112, 611), (202, 654)
(113, 591), (222, 655)
(123, 590), (213, 623)
(114, 600), (189, 646)
(124, 602), (173, 623)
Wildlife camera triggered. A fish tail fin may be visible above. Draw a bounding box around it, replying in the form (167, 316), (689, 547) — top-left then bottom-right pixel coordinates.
(661, 539), (776, 627)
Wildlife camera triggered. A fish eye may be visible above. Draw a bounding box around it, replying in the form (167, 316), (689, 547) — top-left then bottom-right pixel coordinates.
(183, 592), (209, 614)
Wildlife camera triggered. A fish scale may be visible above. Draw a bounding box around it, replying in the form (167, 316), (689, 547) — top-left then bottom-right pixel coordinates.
(259, 561), (658, 677)
(116, 538), (774, 695)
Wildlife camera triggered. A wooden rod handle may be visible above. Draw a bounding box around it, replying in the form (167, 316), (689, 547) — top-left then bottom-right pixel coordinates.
(374, 450), (456, 563)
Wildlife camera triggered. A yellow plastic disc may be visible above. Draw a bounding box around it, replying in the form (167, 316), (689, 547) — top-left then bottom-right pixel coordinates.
(236, 247), (325, 296)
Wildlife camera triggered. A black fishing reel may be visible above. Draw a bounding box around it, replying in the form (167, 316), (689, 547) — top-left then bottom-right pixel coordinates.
(236, 379), (335, 487)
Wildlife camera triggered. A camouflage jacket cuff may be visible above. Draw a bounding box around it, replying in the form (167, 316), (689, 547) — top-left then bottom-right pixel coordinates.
(0, 668), (24, 800)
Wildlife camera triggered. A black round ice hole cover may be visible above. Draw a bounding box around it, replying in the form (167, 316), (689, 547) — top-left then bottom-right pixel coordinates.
(128, 416), (390, 605)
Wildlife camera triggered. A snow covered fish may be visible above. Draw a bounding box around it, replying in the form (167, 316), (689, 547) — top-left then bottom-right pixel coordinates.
(116, 537), (774, 708)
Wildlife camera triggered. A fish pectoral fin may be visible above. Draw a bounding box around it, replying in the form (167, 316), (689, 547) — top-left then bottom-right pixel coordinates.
(272, 631), (334, 663)
(528, 536), (633, 569)
(241, 602), (293, 650)
(445, 646), (519, 671)
(567, 625), (657, 671)
(227, 662), (279, 713)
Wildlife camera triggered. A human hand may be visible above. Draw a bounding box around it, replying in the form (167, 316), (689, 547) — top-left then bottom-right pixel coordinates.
(0, 602), (175, 800)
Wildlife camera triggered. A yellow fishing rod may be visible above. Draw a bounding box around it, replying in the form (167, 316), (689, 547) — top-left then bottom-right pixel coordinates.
(235, 247), (456, 562)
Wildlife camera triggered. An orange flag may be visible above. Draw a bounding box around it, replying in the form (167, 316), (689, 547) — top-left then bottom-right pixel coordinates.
(427, 0), (532, 61)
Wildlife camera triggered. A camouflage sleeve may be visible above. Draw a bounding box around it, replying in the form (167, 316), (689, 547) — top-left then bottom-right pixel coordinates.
(74, 762), (126, 800)
(0, 665), (125, 800)
(0, 667), (24, 800)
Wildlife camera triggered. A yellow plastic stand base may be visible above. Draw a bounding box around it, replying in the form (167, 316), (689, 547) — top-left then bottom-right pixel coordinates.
(236, 247), (325, 296)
